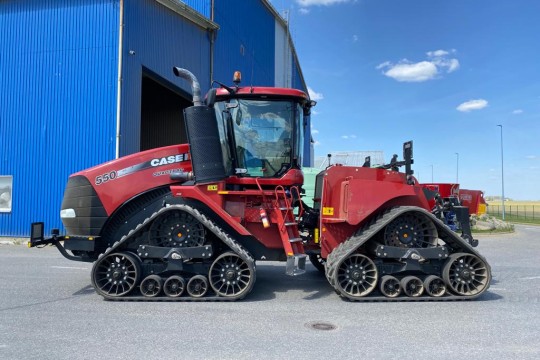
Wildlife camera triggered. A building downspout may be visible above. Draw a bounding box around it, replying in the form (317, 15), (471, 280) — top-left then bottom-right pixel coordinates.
(209, 0), (215, 87)
(115, 0), (124, 159)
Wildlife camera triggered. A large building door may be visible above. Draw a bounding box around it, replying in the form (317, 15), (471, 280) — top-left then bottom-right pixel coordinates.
(140, 74), (191, 151)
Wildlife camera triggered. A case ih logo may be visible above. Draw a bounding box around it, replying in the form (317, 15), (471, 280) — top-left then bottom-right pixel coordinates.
(150, 154), (188, 167)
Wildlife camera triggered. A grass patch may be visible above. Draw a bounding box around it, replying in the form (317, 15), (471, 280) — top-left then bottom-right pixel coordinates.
(486, 201), (540, 225)
(471, 228), (514, 234)
(489, 213), (540, 225)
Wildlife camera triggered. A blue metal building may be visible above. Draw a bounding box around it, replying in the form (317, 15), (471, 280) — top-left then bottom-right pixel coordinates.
(0, 0), (311, 236)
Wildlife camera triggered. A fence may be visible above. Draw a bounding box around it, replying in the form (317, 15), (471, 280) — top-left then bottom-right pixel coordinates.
(487, 205), (540, 222)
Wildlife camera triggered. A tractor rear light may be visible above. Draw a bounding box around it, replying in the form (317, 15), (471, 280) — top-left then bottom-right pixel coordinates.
(60, 208), (76, 218)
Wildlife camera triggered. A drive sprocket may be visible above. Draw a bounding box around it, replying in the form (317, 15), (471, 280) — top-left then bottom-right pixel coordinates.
(148, 210), (205, 247)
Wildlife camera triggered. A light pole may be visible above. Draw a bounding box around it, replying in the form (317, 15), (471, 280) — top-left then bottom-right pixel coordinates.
(497, 125), (506, 220)
(455, 152), (459, 184)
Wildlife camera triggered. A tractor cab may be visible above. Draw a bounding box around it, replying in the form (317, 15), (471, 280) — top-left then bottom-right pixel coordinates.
(207, 72), (314, 183)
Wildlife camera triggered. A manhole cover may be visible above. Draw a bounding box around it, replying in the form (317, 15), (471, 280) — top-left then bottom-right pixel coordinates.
(305, 321), (338, 331)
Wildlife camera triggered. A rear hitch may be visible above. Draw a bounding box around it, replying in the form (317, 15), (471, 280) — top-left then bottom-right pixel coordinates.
(28, 222), (90, 262)
(28, 222), (64, 248)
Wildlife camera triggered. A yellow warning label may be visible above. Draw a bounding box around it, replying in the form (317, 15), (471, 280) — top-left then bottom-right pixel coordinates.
(207, 185), (218, 191)
(322, 207), (334, 216)
(314, 228), (320, 244)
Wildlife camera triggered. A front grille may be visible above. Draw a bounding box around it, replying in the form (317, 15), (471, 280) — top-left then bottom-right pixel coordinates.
(61, 176), (107, 236)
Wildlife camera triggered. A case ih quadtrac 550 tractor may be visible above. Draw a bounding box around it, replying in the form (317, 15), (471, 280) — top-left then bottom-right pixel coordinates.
(30, 68), (491, 301)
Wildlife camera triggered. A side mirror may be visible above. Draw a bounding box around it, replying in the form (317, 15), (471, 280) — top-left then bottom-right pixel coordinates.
(206, 88), (217, 108)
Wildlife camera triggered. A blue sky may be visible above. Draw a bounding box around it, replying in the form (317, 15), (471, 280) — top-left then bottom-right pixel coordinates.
(269, 0), (540, 200)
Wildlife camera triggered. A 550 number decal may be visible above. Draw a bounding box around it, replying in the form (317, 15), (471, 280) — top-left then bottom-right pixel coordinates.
(95, 171), (117, 186)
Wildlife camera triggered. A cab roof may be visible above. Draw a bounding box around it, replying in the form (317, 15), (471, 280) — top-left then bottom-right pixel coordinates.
(215, 86), (309, 101)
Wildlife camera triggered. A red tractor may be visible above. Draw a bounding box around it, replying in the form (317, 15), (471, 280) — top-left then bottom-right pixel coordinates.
(30, 68), (491, 301)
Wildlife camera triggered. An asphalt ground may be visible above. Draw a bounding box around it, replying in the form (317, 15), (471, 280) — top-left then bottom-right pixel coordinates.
(1, 225), (539, 360)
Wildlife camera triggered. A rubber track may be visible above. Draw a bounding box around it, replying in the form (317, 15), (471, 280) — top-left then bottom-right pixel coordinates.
(91, 204), (256, 302)
(324, 206), (492, 302)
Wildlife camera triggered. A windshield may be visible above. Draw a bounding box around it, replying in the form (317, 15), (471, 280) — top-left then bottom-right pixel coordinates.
(214, 99), (303, 177)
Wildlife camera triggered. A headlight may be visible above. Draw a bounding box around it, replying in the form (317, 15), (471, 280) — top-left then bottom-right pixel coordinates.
(60, 208), (76, 218)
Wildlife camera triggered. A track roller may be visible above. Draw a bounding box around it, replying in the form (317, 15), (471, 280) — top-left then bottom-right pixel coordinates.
(401, 276), (424, 297)
(443, 252), (490, 296)
(187, 275), (209, 298)
(379, 275), (401, 298)
(163, 275), (186, 297)
(424, 275), (446, 297)
(140, 275), (163, 297)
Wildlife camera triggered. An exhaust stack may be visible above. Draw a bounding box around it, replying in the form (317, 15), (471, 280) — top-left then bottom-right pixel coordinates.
(173, 67), (202, 106)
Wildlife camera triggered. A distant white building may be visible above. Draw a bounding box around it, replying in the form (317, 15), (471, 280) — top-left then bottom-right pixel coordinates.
(314, 151), (385, 169)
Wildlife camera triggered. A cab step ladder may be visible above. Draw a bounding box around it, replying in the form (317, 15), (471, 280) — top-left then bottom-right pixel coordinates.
(273, 186), (306, 276)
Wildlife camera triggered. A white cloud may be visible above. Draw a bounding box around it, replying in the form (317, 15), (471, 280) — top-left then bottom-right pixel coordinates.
(456, 99), (488, 112)
(311, 129), (320, 134)
(341, 134), (357, 139)
(376, 61), (391, 70)
(447, 59), (460, 72)
(311, 109), (319, 116)
(427, 49), (449, 58)
(378, 60), (438, 82)
(299, 8), (310, 14)
(296, 0), (351, 6)
(513, 109), (524, 114)
(378, 49), (459, 82)
(432, 58), (460, 73)
(352, 34), (358, 42)
(308, 86), (324, 101)
(313, 140), (321, 146)
(526, 155), (537, 159)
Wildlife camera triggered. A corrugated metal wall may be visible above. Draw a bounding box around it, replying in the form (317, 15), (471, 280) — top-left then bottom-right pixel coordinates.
(274, 19), (291, 88)
(290, 55), (313, 166)
(0, 0), (311, 236)
(0, 0), (120, 236)
(119, 0), (212, 156)
(213, 0), (275, 86)
(290, 55), (305, 93)
(184, 0), (210, 18)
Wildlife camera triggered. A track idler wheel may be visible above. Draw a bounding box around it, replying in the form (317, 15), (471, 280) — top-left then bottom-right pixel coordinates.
(209, 252), (254, 298)
(140, 275), (163, 297)
(401, 276), (424, 297)
(187, 275), (209, 298)
(424, 275), (446, 297)
(379, 275), (401, 298)
(443, 253), (490, 296)
(163, 275), (186, 297)
(336, 254), (378, 298)
(383, 211), (438, 248)
(92, 252), (141, 297)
